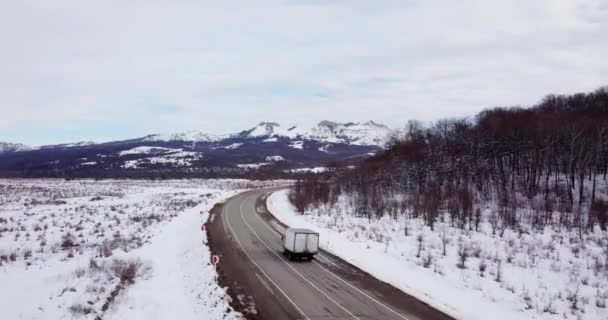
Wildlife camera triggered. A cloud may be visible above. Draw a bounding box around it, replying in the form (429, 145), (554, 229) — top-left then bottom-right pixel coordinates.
(0, 0), (606, 145)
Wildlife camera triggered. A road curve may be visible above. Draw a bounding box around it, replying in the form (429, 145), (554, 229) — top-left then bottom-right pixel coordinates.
(207, 188), (454, 320)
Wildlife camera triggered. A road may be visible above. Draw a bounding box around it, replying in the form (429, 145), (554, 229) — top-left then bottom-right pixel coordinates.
(207, 188), (454, 320)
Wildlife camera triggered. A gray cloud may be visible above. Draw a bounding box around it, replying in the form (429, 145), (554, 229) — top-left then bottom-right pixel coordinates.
(0, 0), (606, 145)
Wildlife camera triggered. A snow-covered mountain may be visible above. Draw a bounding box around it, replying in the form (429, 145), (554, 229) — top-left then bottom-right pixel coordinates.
(136, 121), (392, 146)
(142, 131), (222, 143)
(234, 121), (392, 146)
(0, 121), (393, 177)
(0, 142), (31, 153)
(302, 120), (392, 146)
(37, 141), (96, 149)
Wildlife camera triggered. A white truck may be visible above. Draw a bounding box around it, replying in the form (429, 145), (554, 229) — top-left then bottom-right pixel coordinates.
(282, 228), (319, 261)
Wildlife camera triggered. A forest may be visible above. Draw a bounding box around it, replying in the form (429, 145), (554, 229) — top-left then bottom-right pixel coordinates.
(291, 87), (608, 235)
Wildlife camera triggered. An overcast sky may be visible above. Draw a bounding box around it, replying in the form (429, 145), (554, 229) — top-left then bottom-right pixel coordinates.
(1, 0), (606, 145)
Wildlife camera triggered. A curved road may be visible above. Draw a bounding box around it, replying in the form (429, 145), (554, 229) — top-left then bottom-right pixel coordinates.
(207, 188), (454, 320)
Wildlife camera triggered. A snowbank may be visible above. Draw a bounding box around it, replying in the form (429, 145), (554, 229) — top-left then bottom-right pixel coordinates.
(105, 191), (241, 320)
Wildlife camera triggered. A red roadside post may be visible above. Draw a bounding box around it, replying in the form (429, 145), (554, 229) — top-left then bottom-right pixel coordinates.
(212, 255), (220, 282)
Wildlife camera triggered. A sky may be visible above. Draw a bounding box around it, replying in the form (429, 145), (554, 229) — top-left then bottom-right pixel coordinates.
(0, 0), (607, 146)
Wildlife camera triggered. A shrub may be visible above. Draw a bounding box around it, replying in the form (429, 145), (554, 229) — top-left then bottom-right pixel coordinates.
(61, 233), (75, 249)
(596, 289), (608, 309)
(479, 260), (487, 277)
(98, 241), (112, 258)
(457, 242), (468, 269)
(423, 253), (433, 268)
(111, 259), (142, 284)
(495, 259), (502, 283)
(68, 303), (93, 315)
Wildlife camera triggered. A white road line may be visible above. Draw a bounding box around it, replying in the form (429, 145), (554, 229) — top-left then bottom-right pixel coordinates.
(238, 197), (361, 320)
(312, 260), (411, 320)
(247, 192), (411, 320)
(255, 273), (275, 296)
(223, 198), (310, 320)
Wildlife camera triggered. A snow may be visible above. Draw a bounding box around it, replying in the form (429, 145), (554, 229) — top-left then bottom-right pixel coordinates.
(265, 155), (285, 162)
(105, 192), (242, 320)
(289, 141), (304, 149)
(266, 190), (608, 320)
(62, 141), (95, 148)
(0, 179), (281, 320)
(245, 122), (302, 139)
(120, 149), (203, 168)
(242, 121), (392, 146)
(302, 121), (392, 146)
(223, 143), (242, 149)
(80, 161), (97, 166)
(318, 145), (331, 153)
(143, 131), (222, 142)
(35, 141), (96, 150)
(237, 163), (269, 169)
(0, 142), (31, 153)
(118, 146), (179, 156)
(289, 167), (327, 173)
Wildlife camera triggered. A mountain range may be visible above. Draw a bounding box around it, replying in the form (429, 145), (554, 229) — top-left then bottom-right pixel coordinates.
(0, 121), (393, 178)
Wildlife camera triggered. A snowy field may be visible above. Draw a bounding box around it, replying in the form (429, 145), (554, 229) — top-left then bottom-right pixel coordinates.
(268, 190), (608, 320)
(0, 179), (277, 320)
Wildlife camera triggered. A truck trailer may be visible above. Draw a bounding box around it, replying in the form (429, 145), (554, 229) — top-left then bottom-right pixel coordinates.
(282, 228), (319, 261)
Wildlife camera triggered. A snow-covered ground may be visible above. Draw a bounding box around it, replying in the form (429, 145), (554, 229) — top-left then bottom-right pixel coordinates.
(267, 190), (608, 320)
(236, 163), (269, 169)
(288, 167), (328, 173)
(121, 149), (203, 169)
(0, 179), (277, 320)
(118, 146), (179, 156)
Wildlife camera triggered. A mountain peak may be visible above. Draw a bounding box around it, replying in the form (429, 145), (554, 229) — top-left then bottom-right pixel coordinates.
(254, 122), (281, 135)
(143, 130), (220, 142)
(363, 120), (388, 128)
(316, 120), (340, 133)
(0, 142), (31, 153)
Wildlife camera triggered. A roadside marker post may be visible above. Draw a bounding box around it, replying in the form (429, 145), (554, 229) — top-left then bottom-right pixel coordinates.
(212, 255), (220, 282)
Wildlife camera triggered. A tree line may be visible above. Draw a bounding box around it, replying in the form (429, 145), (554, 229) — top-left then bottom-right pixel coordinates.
(291, 87), (608, 234)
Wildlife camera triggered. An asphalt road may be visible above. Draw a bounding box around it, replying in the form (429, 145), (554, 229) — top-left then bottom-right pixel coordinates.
(207, 188), (454, 320)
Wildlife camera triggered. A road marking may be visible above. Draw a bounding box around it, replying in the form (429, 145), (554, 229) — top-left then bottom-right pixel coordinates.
(238, 197), (361, 320)
(312, 260), (411, 320)
(247, 193), (411, 320)
(223, 197), (310, 320)
(222, 204), (230, 236)
(270, 220), (286, 235)
(255, 273), (275, 296)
